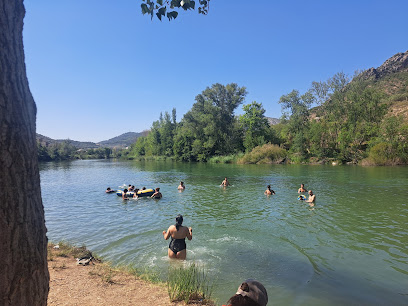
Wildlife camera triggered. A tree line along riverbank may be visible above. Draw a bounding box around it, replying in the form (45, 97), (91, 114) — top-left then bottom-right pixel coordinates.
(38, 51), (408, 166)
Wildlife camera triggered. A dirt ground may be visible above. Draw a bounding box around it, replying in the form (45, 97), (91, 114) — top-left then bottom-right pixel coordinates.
(47, 247), (204, 306)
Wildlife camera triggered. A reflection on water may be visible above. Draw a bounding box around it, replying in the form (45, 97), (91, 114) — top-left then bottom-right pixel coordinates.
(40, 160), (408, 305)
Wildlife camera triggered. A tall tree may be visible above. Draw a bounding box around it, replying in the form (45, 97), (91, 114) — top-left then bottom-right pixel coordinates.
(0, 1), (211, 304)
(239, 101), (272, 151)
(177, 83), (247, 161)
(278, 90), (314, 155)
(0, 2), (49, 304)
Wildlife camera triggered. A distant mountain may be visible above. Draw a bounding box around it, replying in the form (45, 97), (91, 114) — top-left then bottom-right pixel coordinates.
(36, 131), (149, 149)
(266, 117), (281, 125)
(97, 131), (149, 148)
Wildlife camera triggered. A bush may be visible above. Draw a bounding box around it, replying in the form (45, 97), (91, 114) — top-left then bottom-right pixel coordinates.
(208, 153), (244, 164)
(363, 142), (405, 165)
(238, 143), (287, 164)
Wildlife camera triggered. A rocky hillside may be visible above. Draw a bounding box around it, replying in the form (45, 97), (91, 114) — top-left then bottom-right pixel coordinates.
(357, 50), (408, 118)
(267, 117), (281, 125)
(359, 50), (408, 81)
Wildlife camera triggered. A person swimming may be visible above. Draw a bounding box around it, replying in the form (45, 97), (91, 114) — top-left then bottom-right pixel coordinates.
(264, 185), (275, 195)
(133, 188), (139, 199)
(178, 181), (185, 190)
(151, 187), (162, 199)
(298, 183), (307, 193)
(122, 188), (129, 200)
(105, 187), (115, 193)
(221, 177), (230, 187)
(162, 215), (192, 260)
(306, 190), (316, 206)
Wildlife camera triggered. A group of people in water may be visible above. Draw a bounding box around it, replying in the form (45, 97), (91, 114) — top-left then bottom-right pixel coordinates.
(105, 185), (162, 199)
(264, 182), (315, 206)
(161, 179), (316, 260)
(109, 178), (314, 305)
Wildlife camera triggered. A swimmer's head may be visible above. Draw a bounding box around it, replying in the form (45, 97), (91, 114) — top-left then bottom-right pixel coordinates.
(155, 187), (160, 191)
(267, 185), (271, 189)
(309, 190), (313, 195)
(176, 214), (183, 225)
(124, 189), (128, 193)
(175, 214), (183, 230)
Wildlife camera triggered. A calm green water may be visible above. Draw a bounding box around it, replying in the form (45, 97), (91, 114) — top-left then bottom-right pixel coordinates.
(40, 160), (408, 305)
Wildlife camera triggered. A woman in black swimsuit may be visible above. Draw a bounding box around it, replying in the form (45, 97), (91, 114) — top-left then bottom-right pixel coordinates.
(162, 214), (192, 260)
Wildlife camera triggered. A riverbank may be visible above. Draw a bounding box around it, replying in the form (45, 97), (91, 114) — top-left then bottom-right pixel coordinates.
(47, 243), (214, 305)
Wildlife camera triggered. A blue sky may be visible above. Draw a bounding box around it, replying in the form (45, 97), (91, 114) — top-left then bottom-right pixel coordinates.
(24, 0), (408, 142)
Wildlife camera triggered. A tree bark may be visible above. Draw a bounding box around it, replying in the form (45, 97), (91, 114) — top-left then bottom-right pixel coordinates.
(0, 1), (49, 305)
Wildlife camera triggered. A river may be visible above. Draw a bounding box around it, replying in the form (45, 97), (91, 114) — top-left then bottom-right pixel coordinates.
(40, 160), (408, 305)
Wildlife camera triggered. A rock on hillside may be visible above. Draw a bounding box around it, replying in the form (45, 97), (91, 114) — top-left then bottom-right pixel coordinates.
(356, 50), (408, 119)
(267, 117), (281, 125)
(360, 50), (408, 80)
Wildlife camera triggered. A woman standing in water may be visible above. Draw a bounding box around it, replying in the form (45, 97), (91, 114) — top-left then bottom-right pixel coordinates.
(162, 215), (192, 260)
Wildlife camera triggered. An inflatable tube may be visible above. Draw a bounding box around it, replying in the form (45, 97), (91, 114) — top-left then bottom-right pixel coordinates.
(137, 189), (154, 197)
(116, 190), (135, 198)
(117, 189), (155, 197)
(298, 195), (306, 201)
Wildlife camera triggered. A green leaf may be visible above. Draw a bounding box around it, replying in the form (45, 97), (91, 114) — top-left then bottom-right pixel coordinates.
(157, 0), (164, 5)
(141, 3), (149, 14)
(190, 1), (195, 9)
(156, 12), (162, 20)
(167, 11), (179, 20)
(170, 0), (181, 9)
(158, 7), (166, 16)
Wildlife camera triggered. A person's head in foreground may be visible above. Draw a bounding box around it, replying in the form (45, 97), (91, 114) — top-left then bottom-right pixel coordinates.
(225, 279), (268, 306)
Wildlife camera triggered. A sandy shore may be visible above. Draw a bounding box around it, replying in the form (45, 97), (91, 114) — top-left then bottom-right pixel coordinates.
(47, 245), (206, 306)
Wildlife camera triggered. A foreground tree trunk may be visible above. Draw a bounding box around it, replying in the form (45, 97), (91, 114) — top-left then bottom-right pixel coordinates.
(0, 1), (49, 305)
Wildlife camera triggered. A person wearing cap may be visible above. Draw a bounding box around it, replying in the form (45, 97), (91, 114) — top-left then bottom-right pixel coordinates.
(224, 279), (268, 306)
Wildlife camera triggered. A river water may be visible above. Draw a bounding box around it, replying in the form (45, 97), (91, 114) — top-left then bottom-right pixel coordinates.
(40, 160), (408, 305)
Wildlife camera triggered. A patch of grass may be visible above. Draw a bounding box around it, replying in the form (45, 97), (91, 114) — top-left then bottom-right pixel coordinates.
(238, 143), (287, 164)
(128, 266), (163, 284)
(51, 261), (67, 270)
(167, 263), (214, 304)
(88, 264), (117, 284)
